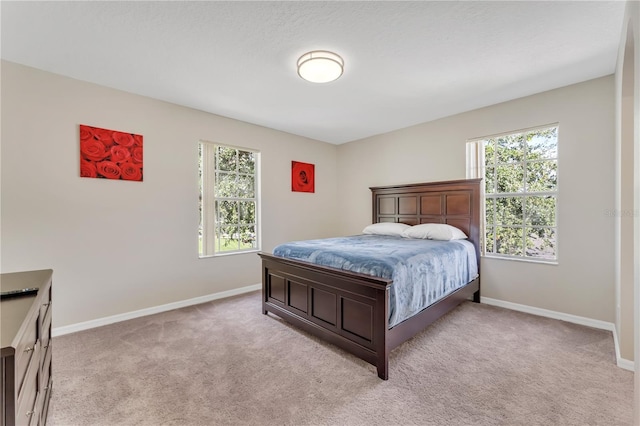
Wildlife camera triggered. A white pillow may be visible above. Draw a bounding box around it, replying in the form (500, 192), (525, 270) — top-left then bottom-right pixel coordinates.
(362, 222), (410, 237)
(401, 223), (467, 241)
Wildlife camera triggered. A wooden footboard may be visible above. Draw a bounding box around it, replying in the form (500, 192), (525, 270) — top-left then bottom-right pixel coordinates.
(259, 252), (393, 378)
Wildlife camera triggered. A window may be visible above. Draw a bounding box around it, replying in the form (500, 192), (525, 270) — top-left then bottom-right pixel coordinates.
(199, 142), (259, 257)
(470, 125), (558, 261)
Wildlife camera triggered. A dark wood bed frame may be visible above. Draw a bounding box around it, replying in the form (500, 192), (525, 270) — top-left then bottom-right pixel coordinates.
(258, 178), (482, 379)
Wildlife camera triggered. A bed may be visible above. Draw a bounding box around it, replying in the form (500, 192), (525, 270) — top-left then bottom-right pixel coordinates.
(258, 178), (481, 379)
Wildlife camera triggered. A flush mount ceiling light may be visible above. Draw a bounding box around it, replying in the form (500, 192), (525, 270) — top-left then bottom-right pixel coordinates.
(297, 50), (344, 83)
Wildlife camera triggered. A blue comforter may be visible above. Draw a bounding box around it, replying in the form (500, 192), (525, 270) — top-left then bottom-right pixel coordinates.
(273, 234), (478, 328)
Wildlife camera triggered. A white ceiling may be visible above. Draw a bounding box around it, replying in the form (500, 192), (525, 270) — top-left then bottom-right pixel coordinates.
(0, 1), (626, 145)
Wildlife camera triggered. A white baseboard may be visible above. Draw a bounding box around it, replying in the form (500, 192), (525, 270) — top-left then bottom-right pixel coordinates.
(481, 297), (635, 372)
(610, 329), (636, 371)
(52, 283), (261, 337)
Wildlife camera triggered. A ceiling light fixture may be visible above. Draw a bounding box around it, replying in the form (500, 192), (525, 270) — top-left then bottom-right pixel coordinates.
(297, 50), (344, 83)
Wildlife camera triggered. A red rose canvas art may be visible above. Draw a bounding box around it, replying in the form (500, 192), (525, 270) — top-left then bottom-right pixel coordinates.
(291, 161), (314, 193)
(80, 124), (143, 181)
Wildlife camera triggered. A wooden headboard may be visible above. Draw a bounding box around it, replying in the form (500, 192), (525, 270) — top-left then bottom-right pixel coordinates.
(370, 178), (482, 265)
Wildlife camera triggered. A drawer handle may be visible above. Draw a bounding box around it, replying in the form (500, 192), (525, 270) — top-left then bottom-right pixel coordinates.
(24, 346), (34, 353)
(26, 410), (34, 417)
(44, 344), (49, 349)
(43, 302), (51, 307)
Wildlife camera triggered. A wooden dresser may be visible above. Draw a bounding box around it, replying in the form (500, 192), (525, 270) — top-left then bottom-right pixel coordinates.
(1, 270), (53, 426)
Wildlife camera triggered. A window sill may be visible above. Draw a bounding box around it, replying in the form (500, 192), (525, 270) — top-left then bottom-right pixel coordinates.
(199, 249), (261, 259)
(482, 254), (558, 266)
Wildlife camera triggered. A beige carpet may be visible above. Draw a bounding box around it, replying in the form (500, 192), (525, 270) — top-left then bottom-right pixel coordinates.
(49, 291), (633, 426)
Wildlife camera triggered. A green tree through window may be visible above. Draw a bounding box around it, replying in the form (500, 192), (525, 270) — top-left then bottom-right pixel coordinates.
(199, 143), (259, 256)
(482, 125), (558, 261)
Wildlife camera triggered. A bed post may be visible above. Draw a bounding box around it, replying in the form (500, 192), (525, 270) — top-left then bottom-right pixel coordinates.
(473, 277), (481, 303)
(375, 286), (390, 380)
(262, 265), (268, 315)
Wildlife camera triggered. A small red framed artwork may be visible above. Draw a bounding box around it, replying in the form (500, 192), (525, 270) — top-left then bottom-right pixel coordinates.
(291, 161), (314, 193)
(80, 124), (143, 181)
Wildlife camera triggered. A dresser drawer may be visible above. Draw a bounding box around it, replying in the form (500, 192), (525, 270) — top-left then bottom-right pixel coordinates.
(39, 296), (52, 341)
(15, 344), (39, 426)
(40, 340), (52, 391)
(40, 303), (52, 356)
(15, 318), (38, 395)
(39, 375), (52, 426)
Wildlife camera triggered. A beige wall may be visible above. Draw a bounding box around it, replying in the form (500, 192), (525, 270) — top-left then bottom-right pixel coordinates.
(337, 76), (616, 323)
(0, 61), (339, 328)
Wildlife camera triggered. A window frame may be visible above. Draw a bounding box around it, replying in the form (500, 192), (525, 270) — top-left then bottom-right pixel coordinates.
(473, 123), (559, 264)
(199, 141), (260, 258)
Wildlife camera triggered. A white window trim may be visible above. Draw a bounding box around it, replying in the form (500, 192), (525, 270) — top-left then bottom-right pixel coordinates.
(467, 123), (559, 264)
(199, 141), (260, 258)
